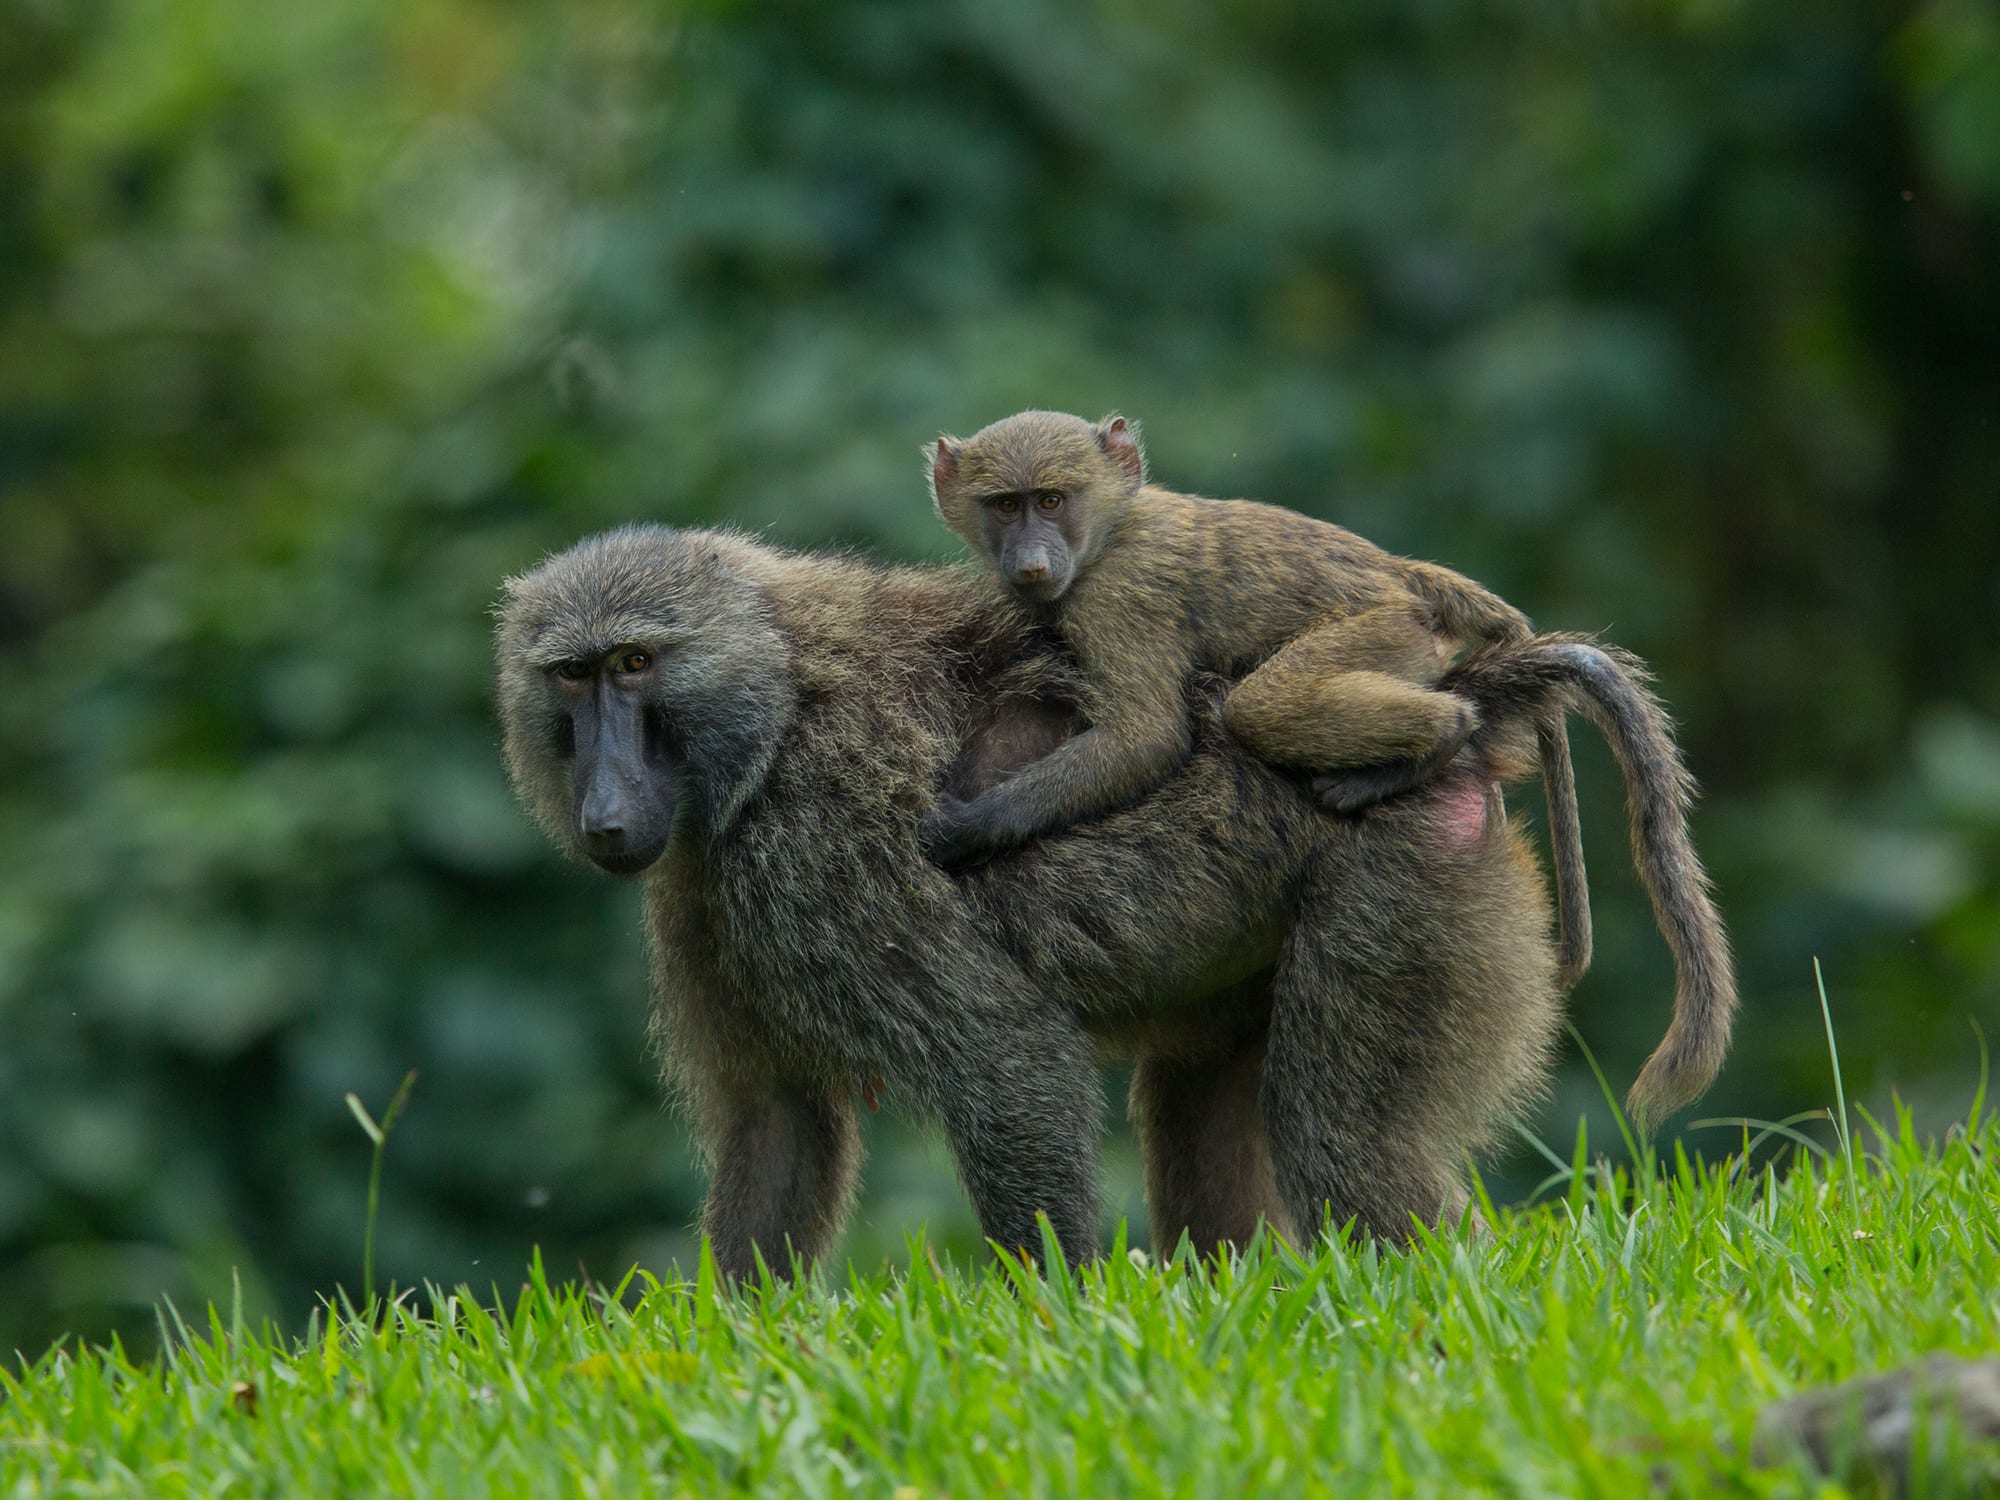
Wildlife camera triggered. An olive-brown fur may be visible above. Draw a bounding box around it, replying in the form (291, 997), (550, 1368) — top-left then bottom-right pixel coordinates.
(497, 525), (1576, 1273)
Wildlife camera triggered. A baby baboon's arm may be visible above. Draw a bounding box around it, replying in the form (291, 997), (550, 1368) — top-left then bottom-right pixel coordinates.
(920, 624), (1191, 868)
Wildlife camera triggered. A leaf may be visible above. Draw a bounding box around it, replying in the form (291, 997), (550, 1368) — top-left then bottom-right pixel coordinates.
(343, 1095), (383, 1147)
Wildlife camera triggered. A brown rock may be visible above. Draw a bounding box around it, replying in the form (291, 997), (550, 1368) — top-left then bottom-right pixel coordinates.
(1752, 1354), (2000, 1493)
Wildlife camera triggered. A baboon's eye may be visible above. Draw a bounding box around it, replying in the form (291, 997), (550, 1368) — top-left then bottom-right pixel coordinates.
(993, 495), (1020, 516)
(1037, 490), (1064, 512)
(554, 659), (592, 681)
(615, 650), (651, 675)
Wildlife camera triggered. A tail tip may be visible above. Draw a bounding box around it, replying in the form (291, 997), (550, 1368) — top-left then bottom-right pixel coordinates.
(1624, 1050), (1721, 1136)
(1555, 943), (1593, 995)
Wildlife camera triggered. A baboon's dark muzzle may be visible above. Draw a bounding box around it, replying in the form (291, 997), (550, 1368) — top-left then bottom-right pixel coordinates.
(571, 683), (676, 876)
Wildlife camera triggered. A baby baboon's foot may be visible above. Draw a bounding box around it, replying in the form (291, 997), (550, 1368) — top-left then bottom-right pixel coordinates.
(1312, 700), (1480, 814)
(1313, 761), (1428, 814)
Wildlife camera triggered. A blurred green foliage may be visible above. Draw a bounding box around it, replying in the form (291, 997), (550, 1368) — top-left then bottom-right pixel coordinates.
(2, 0), (1997, 1354)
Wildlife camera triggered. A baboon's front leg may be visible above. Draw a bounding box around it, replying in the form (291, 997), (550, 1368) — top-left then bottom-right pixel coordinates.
(700, 1086), (863, 1281)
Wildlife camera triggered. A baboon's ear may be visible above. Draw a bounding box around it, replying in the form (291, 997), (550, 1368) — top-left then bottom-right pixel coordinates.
(1096, 416), (1145, 484)
(927, 436), (963, 510)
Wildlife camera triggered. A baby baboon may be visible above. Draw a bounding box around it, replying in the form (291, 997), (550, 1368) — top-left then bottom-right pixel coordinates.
(496, 525), (1731, 1273)
(926, 409), (1529, 839)
(927, 409), (1595, 990)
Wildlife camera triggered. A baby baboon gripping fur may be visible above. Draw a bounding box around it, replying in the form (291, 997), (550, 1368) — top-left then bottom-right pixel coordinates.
(496, 525), (1732, 1274)
(927, 409), (1594, 990)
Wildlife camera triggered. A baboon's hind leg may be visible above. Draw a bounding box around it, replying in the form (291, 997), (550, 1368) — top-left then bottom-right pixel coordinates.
(1259, 978), (1475, 1243)
(1309, 731), (1478, 815)
(1261, 819), (1561, 1243)
(1129, 1012), (1296, 1256)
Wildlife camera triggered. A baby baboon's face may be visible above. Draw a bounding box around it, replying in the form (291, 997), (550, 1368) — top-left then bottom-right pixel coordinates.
(930, 410), (1145, 606)
(974, 486), (1081, 602)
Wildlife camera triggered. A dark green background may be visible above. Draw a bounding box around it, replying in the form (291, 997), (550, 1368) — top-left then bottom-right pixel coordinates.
(3, 0), (1997, 1354)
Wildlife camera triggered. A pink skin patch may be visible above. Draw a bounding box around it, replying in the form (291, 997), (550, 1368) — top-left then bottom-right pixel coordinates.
(1435, 778), (1493, 846)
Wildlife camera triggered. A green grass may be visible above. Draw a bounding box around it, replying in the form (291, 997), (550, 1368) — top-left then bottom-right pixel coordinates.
(3, 1104), (1998, 1498)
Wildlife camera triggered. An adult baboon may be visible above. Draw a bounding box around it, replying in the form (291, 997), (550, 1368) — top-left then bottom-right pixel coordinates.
(496, 525), (1729, 1272)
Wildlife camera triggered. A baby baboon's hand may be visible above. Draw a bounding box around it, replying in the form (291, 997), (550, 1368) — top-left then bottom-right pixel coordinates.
(919, 794), (1001, 869)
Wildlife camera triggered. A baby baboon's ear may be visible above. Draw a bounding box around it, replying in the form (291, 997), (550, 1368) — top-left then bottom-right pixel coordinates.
(1095, 415), (1145, 484)
(928, 436), (964, 512)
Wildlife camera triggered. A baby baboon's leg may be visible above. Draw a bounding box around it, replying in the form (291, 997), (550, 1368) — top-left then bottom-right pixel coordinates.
(1224, 611), (1478, 779)
(701, 1085), (863, 1281)
(933, 1015), (1104, 1268)
(1129, 1009), (1296, 1255)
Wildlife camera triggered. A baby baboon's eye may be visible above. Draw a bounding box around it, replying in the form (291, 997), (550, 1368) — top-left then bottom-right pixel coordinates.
(993, 495), (1020, 516)
(1037, 491), (1064, 512)
(616, 650), (651, 675)
(555, 659), (592, 681)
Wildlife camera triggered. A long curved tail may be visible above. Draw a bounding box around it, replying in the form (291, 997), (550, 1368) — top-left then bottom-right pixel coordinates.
(1446, 634), (1735, 1128)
